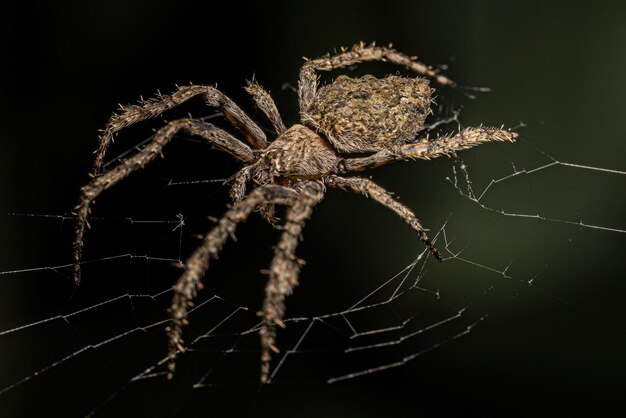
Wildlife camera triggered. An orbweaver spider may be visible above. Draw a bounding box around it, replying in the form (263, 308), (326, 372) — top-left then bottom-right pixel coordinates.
(72, 42), (517, 383)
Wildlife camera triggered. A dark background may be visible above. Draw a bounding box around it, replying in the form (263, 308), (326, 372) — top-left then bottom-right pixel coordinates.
(1, 1), (625, 417)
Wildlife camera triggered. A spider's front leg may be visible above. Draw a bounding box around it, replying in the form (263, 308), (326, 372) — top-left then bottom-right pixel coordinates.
(342, 127), (518, 172)
(167, 184), (299, 379)
(72, 119), (256, 284)
(244, 79), (287, 134)
(94, 84), (267, 174)
(260, 181), (325, 383)
(324, 175), (441, 262)
(299, 41), (455, 114)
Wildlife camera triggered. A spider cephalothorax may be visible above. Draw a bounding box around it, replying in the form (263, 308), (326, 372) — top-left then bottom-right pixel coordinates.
(72, 42), (517, 383)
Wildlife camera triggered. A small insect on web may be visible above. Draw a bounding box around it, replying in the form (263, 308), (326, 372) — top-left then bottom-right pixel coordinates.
(70, 41), (517, 383)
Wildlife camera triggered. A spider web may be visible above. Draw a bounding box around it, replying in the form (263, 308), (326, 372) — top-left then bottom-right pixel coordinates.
(1, 115), (625, 416)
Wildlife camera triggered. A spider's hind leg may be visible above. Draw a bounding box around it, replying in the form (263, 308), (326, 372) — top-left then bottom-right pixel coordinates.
(260, 181), (325, 383)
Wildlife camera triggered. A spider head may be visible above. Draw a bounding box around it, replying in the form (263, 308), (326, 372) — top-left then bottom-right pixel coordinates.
(305, 75), (433, 153)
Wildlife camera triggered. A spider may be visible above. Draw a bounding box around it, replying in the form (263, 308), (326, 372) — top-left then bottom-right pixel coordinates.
(72, 42), (517, 383)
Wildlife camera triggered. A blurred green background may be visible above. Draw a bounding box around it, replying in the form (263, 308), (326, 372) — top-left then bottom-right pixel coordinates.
(1, 1), (625, 416)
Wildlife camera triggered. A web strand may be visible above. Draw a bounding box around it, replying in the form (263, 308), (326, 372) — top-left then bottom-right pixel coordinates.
(1, 142), (624, 415)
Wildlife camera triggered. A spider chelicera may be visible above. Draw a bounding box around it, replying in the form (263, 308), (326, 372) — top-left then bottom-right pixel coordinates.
(72, 42), (517, 383)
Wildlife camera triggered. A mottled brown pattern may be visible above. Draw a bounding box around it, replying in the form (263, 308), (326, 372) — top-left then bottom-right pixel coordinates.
(262, 125), (339, 178)
(71, 42), (517, 383)
(306, 75), (432, 153)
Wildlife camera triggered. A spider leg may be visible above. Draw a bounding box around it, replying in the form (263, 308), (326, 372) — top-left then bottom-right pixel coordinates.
(260, 181), (325, 383)
(299, 41), (455, 114)
(72, 119), (256, 284)
(245, 79), (287, 134)
(94, 84), (267, 174)
(166, 184), (299, 379)
(341, 127), (518, 172)
(229, 166), (253, 204)
(229, 165), (279, 225)
(324, 175), (441, 262)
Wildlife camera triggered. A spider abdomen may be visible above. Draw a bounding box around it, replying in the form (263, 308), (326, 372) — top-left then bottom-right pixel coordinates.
(305, 75), (433, 153)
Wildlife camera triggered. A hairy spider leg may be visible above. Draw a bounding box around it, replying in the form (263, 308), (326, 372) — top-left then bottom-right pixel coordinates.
(325, 175), (442, 262)
(73, 119), (256, 284)
(166, 184), (300, 379)
(241, 78), (292, 223)
(94, 84), (268, 174)
(260, 181), (325, 383)
(230, 166), (253, 204)
(342, 127), (518, 172)
(244, 79), (287, 134)
(298, 42), (456, 114)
